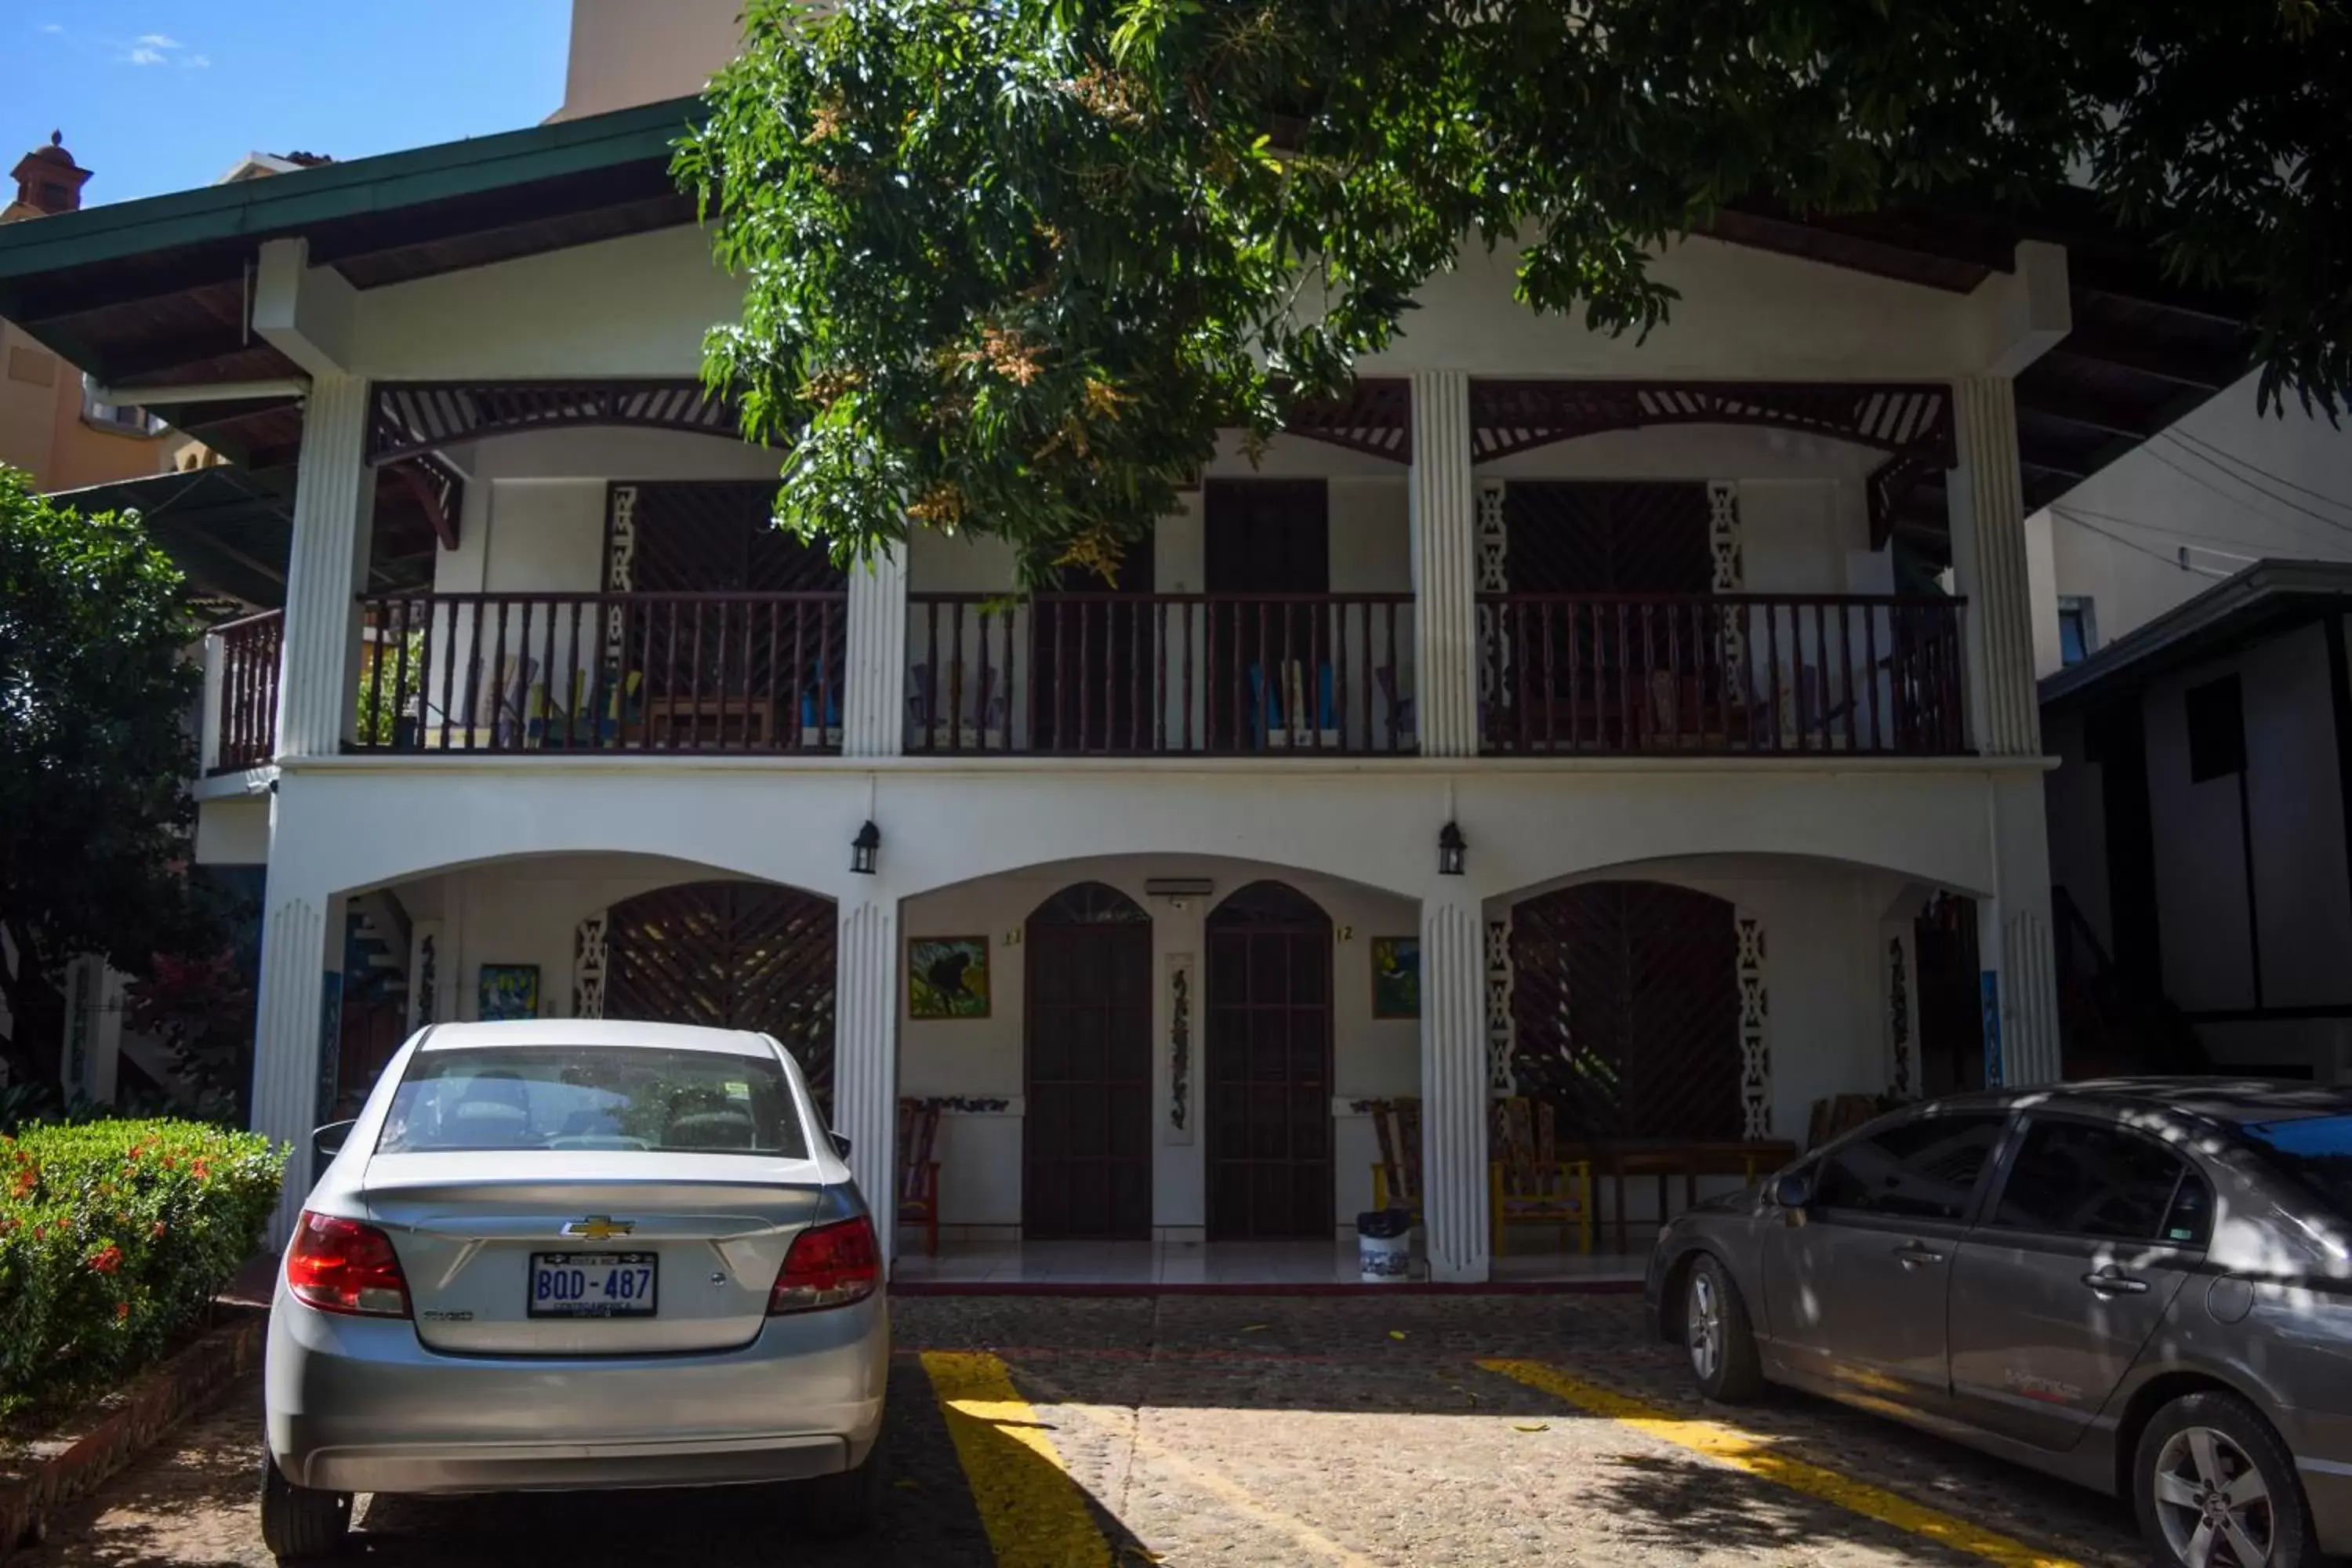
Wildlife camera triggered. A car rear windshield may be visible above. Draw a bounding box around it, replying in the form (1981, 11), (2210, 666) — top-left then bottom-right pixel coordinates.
(377, 1044), (808, 1157)
(2238, 1115), (2352, 1218)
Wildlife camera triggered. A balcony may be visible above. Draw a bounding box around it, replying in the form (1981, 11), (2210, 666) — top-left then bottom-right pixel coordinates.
(350, 591), (850, 754)
(906, 593), (1417, 756)
(205, 610), (283, 775)
(1475, 593), (1966, 756)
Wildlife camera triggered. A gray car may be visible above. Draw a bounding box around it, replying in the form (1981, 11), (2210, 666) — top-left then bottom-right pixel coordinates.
(260, 1020), (889, 1563)
(1647, 1080), (2352, 1568)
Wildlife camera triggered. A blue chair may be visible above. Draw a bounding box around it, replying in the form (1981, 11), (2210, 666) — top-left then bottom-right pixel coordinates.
(1250, 660), (1338, 747)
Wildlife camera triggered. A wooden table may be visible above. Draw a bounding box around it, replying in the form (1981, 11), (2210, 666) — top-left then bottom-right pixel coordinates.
(1572, 1138), (1799, 1254)
(642, 697), (776, 749)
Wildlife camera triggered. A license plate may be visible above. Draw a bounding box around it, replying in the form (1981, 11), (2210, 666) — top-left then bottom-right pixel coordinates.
(528, 1252), (657, 1317)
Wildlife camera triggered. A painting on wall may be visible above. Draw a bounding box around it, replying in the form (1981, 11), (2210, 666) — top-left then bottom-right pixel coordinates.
(1370, 937), (1421, 1019)
(478, 964), (541, 1022)
(909, 938), (991, 1020)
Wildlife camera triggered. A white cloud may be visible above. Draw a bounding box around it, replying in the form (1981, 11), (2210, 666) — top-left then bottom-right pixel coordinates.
(182, 52), (209, 68)
(40, 22), (65, 34)
(127, 45), (165, 64)
(134, 32), (178, 48)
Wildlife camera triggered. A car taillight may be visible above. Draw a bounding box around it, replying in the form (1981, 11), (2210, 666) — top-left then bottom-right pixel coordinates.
(285, 1210), (412, 1318)
(769, 1214), (880, 1314)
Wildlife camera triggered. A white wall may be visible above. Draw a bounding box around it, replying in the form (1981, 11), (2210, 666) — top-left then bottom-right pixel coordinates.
(2041, 707), (2113, 953)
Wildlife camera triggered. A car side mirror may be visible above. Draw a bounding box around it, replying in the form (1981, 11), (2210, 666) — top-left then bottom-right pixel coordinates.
(829, 1131), (853, 1159)
(312, 1120), (357, 1161)
(1773, 1171), (1814, 1212)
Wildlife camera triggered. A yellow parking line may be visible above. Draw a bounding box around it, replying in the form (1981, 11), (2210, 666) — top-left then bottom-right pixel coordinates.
(922, 1349), (1114, 1568)
(1478, 1359), (2080, 1568)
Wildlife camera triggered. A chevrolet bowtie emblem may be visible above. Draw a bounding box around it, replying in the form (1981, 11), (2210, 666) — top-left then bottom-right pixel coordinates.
(561, 1216), (635, 1241)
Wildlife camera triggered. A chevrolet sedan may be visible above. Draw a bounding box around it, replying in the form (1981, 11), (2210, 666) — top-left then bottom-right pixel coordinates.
(1649, 1080), (2352, 1568)
(260, 1020), (888, 1563)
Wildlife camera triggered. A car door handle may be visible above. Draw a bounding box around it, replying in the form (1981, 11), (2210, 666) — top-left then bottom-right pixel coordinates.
(1893, 1243), (1947, 1267)
(2081, 1270), (2151, 1297)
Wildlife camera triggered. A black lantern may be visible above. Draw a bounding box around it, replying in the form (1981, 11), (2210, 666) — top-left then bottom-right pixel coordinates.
(1438, 820), (1467, 877)
(851, 819), (880, 876)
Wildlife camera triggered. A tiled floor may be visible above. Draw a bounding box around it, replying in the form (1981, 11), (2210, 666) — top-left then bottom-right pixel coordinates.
(889, 1236), (1650, 1289)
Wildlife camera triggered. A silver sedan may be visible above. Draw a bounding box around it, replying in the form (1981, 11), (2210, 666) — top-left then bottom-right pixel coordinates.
(260, 1019), (888, 1563)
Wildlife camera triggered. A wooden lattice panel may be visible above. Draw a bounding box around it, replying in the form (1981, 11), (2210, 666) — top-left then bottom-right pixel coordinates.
(618, 482), (845, 594)
(602, 881), (838, 1100)
(1508, 881), (1740, 1142)
(1502, 483), (1711, 593)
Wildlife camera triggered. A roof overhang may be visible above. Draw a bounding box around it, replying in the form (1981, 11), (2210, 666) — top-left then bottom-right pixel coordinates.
(2039, 559), (2352, 710)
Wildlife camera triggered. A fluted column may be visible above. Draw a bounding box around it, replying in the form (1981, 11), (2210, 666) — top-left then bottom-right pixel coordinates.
(1946, 377), (2040, 757)
(834, 897), (900, 1258)
(842, 547), (907, 759)
(274, 372), (374, 758)
(1421, 897), (1490, 1282)
(1981, 775), (2063, 1085)
(250, 857), (335, 1245)
(1410, 370), (1479, 757)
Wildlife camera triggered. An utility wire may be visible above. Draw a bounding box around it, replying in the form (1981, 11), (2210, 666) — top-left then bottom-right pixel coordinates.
(2049, 506), (2230, 576)
(2146, 439), (2352, 539)
(2167, 427), (2352, 518)
(2041, 499), (2330, 555)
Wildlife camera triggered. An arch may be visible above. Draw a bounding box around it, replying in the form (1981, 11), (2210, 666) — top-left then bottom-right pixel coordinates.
(368, 381), (746, 464)
(1203, 880), (1334, 1240)
(1509, 879), (1747, 1142)
(597, 880), (838, 1099)
(1022, 880), (1154, 1238)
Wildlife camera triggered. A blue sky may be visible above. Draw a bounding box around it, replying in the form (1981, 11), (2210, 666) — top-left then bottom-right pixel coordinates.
(5, 2), (571, 206)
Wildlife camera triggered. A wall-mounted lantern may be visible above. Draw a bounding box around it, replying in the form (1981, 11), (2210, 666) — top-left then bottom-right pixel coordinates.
(1438, 820), (1467, 877)
(851, 819), (881, 876)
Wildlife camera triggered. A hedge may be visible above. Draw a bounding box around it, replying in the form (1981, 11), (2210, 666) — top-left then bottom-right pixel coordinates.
(0, 1119), (284, 1425)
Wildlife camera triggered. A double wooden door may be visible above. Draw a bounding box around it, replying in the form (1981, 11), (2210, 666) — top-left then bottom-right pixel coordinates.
(1205, 882), (1334, 1239)
(1023, 884), (1154, 1237)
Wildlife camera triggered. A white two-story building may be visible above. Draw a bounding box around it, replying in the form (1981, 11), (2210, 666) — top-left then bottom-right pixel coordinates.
(0, 7), (2259, 1284)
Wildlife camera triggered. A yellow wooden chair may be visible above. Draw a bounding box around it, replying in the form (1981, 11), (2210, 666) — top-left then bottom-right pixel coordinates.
(1367, 1098), (1421, 1216)
(1488, 1097), (1592, 1256)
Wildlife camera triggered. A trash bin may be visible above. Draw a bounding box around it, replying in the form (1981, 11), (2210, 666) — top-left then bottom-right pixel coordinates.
(1357, 1207), (1413, 1282)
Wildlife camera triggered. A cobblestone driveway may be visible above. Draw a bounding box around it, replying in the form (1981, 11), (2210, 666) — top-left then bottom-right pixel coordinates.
(21, 1294), (2151, 1566)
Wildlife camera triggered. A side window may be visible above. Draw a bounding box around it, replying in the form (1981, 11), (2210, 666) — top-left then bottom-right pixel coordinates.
(1991, 1118), (2209, 1245)
(1814, 1113), (2008, 1223)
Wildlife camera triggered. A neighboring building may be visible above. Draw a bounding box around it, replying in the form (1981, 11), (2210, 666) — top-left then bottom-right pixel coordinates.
(0, 23), (2267, 1280)
(2042, 562), (2352, 1080)
(552, 0), (752, 121)
(0, 133), (178, 491)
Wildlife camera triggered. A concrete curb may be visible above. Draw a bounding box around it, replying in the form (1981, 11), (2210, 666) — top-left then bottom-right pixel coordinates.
(0, 1308), (265, 1561)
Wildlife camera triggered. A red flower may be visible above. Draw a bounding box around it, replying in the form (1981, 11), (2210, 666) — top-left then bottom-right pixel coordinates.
(88, 1245), (123, 1275)
(151, 1221), (167, 1240)
(191, 1159), (211, 1180)
(115, 1301), (131, 1322)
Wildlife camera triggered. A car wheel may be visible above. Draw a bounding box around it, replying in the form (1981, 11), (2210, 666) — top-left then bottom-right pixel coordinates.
(800, 1427), (886, 1539)
(2134, 1391), (2316, 1567)
(257, 1449), (352, 1563)
(1683, 1253), (1764, 1404)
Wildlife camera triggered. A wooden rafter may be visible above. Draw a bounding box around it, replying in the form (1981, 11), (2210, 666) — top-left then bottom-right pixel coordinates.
(368, 379), (743, 463)
(1283, 376), (1412, 463)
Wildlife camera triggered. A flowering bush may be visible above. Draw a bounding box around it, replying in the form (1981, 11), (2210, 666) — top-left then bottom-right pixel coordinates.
(0, 1119), (283, 1425)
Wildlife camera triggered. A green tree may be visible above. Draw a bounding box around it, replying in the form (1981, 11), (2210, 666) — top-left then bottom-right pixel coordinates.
(0, 466), (223, 1089)
(679, 0), (2350, 579)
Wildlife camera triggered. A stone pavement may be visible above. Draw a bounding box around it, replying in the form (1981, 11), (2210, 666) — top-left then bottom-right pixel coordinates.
(18, 1294), (2149, 1566)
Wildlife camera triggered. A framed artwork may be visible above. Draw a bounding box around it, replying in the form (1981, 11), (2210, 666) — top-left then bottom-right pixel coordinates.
(909, 937), (990, 1020)
(1370, 937), (1421, 1020)
(478, 964), (541, 1022)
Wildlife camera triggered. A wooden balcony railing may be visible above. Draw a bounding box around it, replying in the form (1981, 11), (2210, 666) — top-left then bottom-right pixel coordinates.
(1476, 593), (1967, 756)
(353, 591), (849, 754)
(207, 610), (283, 775)
(906, 593), (1417, 755)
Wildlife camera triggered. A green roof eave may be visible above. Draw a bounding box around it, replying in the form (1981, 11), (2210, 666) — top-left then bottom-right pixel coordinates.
(0, 95), (710, 285)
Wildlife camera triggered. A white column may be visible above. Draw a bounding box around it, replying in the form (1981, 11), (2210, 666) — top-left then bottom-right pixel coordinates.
(1945, 377), (2040, 757)
(274, 372), (375, 758)
(842, 547), (907, 759)
(1421, 897), (1490, 1282)
(1983, 775), (2063, 1084)
(250, 845), (336, 1245)
(1410, 370), (1479, 757)
(834, 896), (899, 1258)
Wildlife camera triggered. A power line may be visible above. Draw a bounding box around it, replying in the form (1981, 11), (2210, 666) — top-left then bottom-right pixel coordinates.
(2147, 439), (2352, 539)
(2168, 427), (2352, 518)
(2049, 506), (2230, 576)
(2041, 499), (2332, 556)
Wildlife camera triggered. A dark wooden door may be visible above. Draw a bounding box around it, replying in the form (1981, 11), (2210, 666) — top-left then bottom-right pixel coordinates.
(1502, 482), (1709, 593)
(1509, 880), (1740, 1141)
(1024, 884), (1154, 1238)
(1033, 534), (1156, 751)
(1205, 479), (1330, 748)
(1205, 882), (1334, 1239)
(1915, 894), (1985, 1098)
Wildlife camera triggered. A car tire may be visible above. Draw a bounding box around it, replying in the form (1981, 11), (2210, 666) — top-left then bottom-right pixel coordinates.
(800, 1427), (886, 1539)
(258, 1449), (352, 1562)
(2133, 1390), (2317, 1568)
(1683, 1253), (1765, 1404)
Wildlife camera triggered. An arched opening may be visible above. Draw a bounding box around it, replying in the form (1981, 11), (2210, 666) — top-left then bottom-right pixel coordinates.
(1022, 881), (1154, 1239)
(1509, 880), (1742, 1142)
(1205, 880), (1334, 1240)
(601, 880), (837, 1100)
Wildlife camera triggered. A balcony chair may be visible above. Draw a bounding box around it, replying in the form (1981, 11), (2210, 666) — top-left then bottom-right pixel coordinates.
(1489, 1096), (1592, 1257)
(1374, 665), (1417, 750)
(1367, 1096), (1422, 1218)
(906, 660), (1011, 750)
(799, 649), (844, 746)
(1249, 659), (1338, 750)
(896, 1097), (942, 1258)
(531, 668), (643, 749)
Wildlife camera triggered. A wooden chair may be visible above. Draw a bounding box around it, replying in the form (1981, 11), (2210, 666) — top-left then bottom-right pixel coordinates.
(1489, 1097), (1592, 1256)
(1367, 1097), (1421, 1216)
(895, 1098), (942, 1257)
